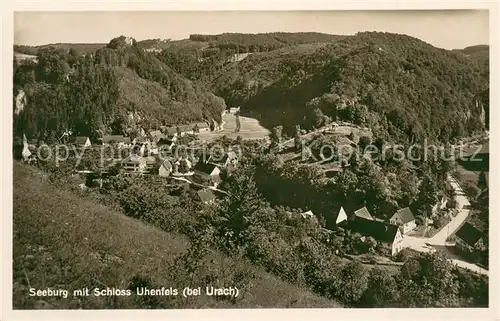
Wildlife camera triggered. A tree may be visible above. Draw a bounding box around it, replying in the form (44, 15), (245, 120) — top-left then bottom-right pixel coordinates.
(397, 252), (460, 307)
(358, 135), (371, 152)
(414, 175), (438, 217)
(359, 267), (398, 307)
(464, 182), (481, 201)
(193, 124), (200, 133)
(294, 125), (302, 151)
(477, 171), (488, 191)
(178, 158), (190, 173)
(269, 125), (283, 152)
(236, 135), (243, 146)
(332, 261), (369, 305)
(235, 115), (241, 133)
(215, 165), (265, 252)
(365, 236), (377, 252)
(176, 126), (182, 137)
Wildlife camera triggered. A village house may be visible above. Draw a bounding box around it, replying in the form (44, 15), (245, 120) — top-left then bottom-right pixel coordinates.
(70, 136), (91, 147)
(348, 218), (404, 256)
(454, 222), (486, 253)
(132, 136), (154, 156)
(121, 155), (147, 174)
(193, 122), (210, 133)
(173, 157), (193, 174)
(323, 206), (349, 230)
(197, 188), (216, 205)
(166, 125), (194, 137)
(143, 156), (157, 173)
(208, 150), (239, 168)
(229, 106), (240, 114)
(389, 207), (417, 234)
(193, 162), (221, 188)
(102, 135), (131, 148)
(158, 159), (173, 177)
(156, 136), (176, 152)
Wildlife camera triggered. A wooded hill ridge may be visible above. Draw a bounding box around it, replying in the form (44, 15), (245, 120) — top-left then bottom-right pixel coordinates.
(14, 32), (489, 144)
(13, 36), (226, 142)
(206, 32), (489, 142)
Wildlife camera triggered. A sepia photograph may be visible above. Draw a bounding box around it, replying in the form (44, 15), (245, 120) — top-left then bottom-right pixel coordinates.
(5, 5), (496, 317)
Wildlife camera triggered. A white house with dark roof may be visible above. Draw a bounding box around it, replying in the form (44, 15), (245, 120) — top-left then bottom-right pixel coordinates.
(389, 207), (416, 234)
(193, 162), (221, 188)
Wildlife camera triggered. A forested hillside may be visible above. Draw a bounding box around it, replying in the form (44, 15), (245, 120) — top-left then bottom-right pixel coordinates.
(13, 36), (226, 142)
(13, 32), (489, 144)
(209, 32), (489, 141)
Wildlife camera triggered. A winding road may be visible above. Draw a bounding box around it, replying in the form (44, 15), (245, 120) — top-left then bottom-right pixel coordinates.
(401, 175), (488, 276)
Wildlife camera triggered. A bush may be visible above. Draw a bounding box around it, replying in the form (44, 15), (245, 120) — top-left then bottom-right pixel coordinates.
(394, 248), (414, 262)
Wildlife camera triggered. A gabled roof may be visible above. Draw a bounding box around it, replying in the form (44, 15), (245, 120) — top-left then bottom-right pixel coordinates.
(165, 127), (177, 134)
(212, 174), (222, 184)
(349, 218), (400, 243)
(197, 189), (216, 203)
(157, 136), (175, 145)
(122, 155), (146, 164)
(455, 222), (484, 247)
(301, 210), (315, 218)
(149, 130), (162, 139)
(102, 135), (131, 144)
(143, 156), (157, 165)
(337, 136), (356, 147)
(134, 136), (150, 144)
(391, 207), (415, 224)
(194, 162), (219, 175)
(354, 207), (374, 220)
(226, 151), (238, 159)
(160, 160), (172, 171)
(71, 136), (90, 145)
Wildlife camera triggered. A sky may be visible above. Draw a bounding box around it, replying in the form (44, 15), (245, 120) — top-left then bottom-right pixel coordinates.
(14, 10), (489, 50)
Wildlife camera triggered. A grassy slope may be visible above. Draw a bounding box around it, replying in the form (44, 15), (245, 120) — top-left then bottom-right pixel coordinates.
(13, 162), (339, 309)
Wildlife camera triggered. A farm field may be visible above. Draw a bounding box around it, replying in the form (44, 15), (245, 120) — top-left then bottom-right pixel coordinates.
(197, 113), (270, 142)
